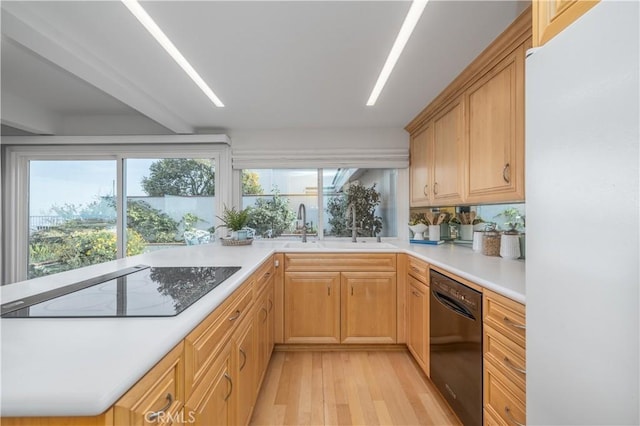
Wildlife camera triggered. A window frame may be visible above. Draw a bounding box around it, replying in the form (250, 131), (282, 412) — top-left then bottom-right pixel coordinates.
(238, 167), (409, 241)
(2, 139), (231, 284)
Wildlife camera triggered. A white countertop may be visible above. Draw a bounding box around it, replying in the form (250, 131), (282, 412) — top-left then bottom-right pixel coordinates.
(0, 239), (524, 417)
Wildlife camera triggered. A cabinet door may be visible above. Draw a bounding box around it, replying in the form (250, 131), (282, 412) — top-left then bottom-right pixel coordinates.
(234, 316), (255, 426)
(254, 277), (274, 391)
(184, 347), (232, 426)
(407, 276), (429, 376)
(533, 0), (599, 47)
(340, 271), (397, 344)
(466, 45), (525, 204)
(410, 123), (433, 206)
(432, 98), (465, 204)
(284, 272), (340, 344)
(114, 342), (184, 425)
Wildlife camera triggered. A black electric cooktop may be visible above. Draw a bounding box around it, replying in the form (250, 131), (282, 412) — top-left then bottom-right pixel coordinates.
(1, 265), (241, 318)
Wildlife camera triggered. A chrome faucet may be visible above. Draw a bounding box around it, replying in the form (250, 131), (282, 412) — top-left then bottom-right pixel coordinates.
(346, 203), (357, 243)
(297, 203), (307, 243)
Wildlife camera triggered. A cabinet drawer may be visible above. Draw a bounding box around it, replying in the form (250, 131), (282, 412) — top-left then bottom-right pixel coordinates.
(254, 257), (275, 293)
(114, 342), (184, 425)
(483, 290), (525, 347)
(407, 256), (429, 284)
(484, 361), (526, 426)
(285, 253), (396, 272)
(484, 326), (526, 392)
(184, 284), (253, 396)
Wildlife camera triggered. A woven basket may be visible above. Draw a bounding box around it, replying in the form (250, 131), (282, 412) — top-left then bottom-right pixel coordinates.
(220, 238), (253, 246)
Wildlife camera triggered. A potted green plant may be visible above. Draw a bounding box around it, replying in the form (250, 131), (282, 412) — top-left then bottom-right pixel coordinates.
(216, 205), (251, 240)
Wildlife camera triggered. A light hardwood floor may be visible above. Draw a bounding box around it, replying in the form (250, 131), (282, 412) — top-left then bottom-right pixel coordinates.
(250, 350), (460, 426)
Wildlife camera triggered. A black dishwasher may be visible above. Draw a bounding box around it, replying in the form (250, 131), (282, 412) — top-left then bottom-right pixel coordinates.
(429, 270), (482, 426)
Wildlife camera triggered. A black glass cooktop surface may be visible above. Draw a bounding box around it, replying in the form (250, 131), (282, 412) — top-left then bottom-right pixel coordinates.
(1, 265), (241, 318)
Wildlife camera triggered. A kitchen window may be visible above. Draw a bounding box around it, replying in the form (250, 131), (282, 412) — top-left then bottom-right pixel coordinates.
(241, 168), (399, 239)
(3, 140), (231, 284)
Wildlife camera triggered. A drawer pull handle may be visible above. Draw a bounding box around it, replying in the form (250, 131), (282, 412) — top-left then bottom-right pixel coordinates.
(410, 266), (421, 273)
(504, 406), (524, 426)
(261, 307), (268, 322)
(262, 272), (271, 281)
(503, 357), (526, 374)
(268, 299), (273, 312)
(434, 182), (439, 195)
(503, 316), (526, 330)
(239, 348), (247, 371)
(224, 372), (233, 401)
(412, 291), (420, 297)
(228, 310), (241, 321)
(503, 163), (511, 183)
(423, 184), (428, 196)
(147, 393), (173, 421)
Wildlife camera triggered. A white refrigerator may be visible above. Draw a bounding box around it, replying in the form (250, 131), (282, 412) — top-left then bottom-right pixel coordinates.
(526, 1), (639, 424)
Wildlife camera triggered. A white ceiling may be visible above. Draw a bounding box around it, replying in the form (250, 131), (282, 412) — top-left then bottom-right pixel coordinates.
(1, 1), (529, 135)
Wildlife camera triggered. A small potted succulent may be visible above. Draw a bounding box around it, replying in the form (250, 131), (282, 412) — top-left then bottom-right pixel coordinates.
(216, 205), (252, 241)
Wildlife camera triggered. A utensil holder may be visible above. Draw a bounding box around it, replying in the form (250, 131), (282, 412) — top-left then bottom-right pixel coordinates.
(459, 224), (473, 241)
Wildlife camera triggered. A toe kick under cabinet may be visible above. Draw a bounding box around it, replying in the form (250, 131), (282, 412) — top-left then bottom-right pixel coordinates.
(282, 253), (398, 344)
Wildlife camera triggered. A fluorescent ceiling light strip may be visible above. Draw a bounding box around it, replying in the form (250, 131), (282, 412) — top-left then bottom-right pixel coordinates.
(366, 0), (428, 106)
(122, 0), (224, 107)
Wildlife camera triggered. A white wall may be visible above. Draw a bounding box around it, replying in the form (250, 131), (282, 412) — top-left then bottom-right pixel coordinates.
(228, 127), (408, 151)
(526, 2), (639, 424)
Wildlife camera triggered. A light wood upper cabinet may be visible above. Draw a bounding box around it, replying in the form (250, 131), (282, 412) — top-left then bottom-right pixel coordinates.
(433, 98), (465, 204)
(406, 7), (530, 206)
(410, 123), (432, 206)
(465, 44), (525, 204)
(533, 0), (599, 47)
(409, 98), (464, 207)
(284, 271), (341, 344)
(340, 271), (397, 344)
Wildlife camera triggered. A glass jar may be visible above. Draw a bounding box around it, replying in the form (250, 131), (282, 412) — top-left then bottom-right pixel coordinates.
(482, 231), (501, 256)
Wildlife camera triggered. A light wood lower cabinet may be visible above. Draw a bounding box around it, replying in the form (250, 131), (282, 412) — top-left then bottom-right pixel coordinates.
(341, 271), (397, 344)
(406, 275), (430, 376)
(483, 290), (526, 426)
(114, 342), (185, 425)
(184, 345), (232, 426)
(255, 266), (275, 391)
(284, 271), (341, 344)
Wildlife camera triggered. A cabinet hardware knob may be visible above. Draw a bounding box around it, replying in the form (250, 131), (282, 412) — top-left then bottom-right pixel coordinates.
(147, 393), (173, 421)
(239, 348), (247, 371)
(228, 310), (241, 321)
(503, 316), (526, 330)
(423, 184), (428, 196)
(223, 372), (233, 401)
(503, 357), (526, 374)
(503, 163), (511, 183)
(504, 406), (524, 426)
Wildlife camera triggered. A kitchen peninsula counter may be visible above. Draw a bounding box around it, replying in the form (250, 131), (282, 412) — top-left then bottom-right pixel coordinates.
(0, 240), (524, 417)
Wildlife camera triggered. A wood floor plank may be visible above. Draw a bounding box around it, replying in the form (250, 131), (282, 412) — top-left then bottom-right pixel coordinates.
(250, 350), (461, 426)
